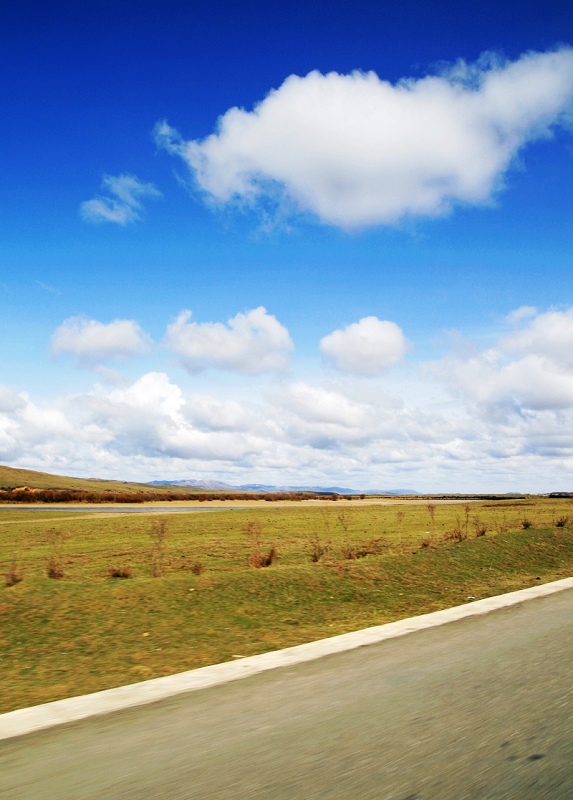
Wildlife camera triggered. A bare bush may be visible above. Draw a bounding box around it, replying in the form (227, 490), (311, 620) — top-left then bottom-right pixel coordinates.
(310, 536), (330, 563)
(4, 560), (24, 586)
(47, 556), (65, 580)
(427, 503), (436, 533)
(245, 520), (277, 568)
(555, 516), (569, 528)
(443, 527), (466, 543)
(149, 517), (169, 577)
(109, 566), (132, 579)
(46, 528), (67, 580)
(341, 539), (384, 559)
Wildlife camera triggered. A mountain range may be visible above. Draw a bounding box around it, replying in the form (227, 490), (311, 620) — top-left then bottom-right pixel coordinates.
(148, 479), (418, 495)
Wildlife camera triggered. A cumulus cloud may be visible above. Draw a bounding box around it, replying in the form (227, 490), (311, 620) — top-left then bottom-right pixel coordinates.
(164, 306), (293, 374)
(80, 174), (162, 225)
(320, 316), (408, 375)
(0, 386), (25, 413)
(2, 367), (573, 491)
(433, 308), (573, 411)
(155, 47), (573, 228)
(51, 316), (151, 366)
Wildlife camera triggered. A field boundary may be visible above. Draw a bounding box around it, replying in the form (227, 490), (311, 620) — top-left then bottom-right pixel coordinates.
(2, 576), (572, 742)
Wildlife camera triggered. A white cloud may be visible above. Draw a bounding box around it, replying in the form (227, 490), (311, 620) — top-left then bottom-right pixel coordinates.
(155, 48), (573, 229)
(505, 305), (537, 325)
(320, 316), (408, 375)
(2, 366), (573, 491)
(80, 174), (162, 225)
(501, 308), (573, 366)
(51, 316), (151, 366)
(164, 306), (293, 374)
(432, 308), (573, 412)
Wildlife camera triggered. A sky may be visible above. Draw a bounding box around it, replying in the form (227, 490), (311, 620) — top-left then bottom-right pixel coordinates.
(1, 0), (573, 492)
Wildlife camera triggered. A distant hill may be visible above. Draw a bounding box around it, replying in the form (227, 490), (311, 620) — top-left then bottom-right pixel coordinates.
(148, 478), (237, 491)
(0, 465), (417, 498)
(0, 465), (203, 495)
(149, 479), (418, 495)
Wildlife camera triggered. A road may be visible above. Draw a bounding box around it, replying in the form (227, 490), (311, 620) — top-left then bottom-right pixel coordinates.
(1, 588), (572, 799)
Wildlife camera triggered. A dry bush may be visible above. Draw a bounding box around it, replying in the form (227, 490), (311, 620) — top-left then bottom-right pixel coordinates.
(190, 562), (205, 575)
(427, 503), (436, 532)
(337, 510), (350, 535)
(109, 566), (132, 579)
(310, 536), (331, 563)
(252, 545), (277, 568)
(473, 518), (487, 537)
(396, 509), (405, 543)
(443, 527), (466, 543)
(47, 556), (65, 580)
(341, 538), (384, 560)
(4, 560), (24, 586)
(494, 513), (508, 534)
(149, 517), (169, 577)
(463, 504), (471, 537)
(555, 516), (569, 528)
(245, 520), (277, 568)
(46, 528), (67, 580)
(420, 538), (431, 548)
(521, 517), (533, 530)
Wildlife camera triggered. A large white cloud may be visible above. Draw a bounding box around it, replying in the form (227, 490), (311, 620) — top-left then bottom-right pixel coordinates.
(51, 316), (151, 366)
(164, 306), (293, 374)
(432, 308), (573, 412)
(2, 367), (573, 491)
(320, 317), (408, 375)
(155, 48), (573, 228)
(80, 174), (162, 225)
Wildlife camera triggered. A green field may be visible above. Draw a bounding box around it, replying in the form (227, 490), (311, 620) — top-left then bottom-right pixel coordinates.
(1, 498), (573, 714)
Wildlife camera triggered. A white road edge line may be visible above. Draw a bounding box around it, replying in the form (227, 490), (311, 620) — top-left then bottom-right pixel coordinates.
(2, 576), (573, 741)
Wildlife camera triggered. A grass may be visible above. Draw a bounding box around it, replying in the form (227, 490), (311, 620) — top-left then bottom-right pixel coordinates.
(1, 498), (573, 714)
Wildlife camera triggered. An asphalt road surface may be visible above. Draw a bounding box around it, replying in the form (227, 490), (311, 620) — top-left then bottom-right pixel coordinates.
(1, 588), (572, 799)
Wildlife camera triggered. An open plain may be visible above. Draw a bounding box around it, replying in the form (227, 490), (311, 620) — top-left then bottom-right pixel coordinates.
(2, 496), (573, 714)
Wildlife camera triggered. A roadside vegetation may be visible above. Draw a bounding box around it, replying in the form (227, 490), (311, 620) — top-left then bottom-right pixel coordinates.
(1, 498), (573, 714)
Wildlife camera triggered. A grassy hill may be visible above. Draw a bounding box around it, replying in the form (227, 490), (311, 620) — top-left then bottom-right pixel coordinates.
(0, 464), (196, 496)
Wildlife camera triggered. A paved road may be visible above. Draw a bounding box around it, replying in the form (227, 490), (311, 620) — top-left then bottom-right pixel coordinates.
(2, 589), (572, 799)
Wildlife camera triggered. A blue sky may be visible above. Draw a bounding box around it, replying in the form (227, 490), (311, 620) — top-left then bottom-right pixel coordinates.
(1, 0), (573, 491)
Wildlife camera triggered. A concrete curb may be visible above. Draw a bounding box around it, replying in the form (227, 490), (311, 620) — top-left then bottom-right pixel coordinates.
(2, 576), (572, 741)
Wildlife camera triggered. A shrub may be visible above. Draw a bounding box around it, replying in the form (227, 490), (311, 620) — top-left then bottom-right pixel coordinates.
(310, 536), (330, 563)
(46, 528), (67, 580)
(443, 528), (466, 542)
(4, 561), (24, 586)
(109, 566), (132, 579)
(190, 562), (205, 575)
(555, 516), (569, 528)
(341, 539), (384, 559)
(149, 517), (169, 577)
(245, 520), (277, 568)
(47, 556), (65, 580)
(521, 517), (533, 529)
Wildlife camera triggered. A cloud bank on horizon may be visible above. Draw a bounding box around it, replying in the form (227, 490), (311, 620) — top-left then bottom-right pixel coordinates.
(1, 306), (573, 491)
(155, 48), (573, 228)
